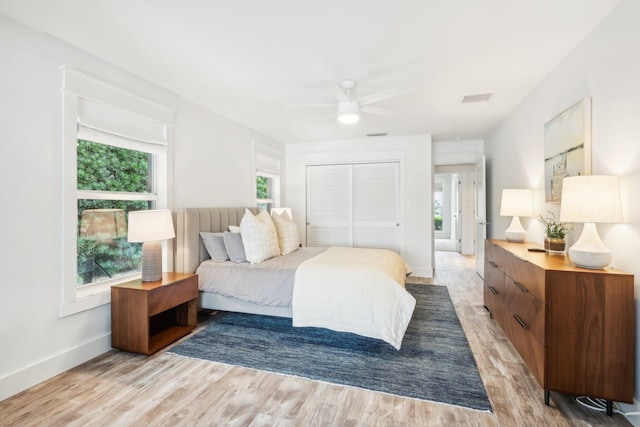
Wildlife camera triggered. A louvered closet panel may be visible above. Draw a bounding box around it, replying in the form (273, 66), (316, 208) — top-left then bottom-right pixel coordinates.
(353, 162), (400, 251)
(306, 164), (353, 247)
(306, 162), (400, 251)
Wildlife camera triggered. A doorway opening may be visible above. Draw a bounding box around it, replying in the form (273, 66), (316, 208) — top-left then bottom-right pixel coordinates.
(433, 164), (476, 255)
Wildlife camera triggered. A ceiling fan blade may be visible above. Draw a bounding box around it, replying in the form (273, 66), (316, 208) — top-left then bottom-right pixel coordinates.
(285, 103), (337, 108)
(357, 86), (411, 106)
(361, 105), (398, 117)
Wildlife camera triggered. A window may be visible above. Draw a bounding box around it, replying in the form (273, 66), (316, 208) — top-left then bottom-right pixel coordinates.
(253, 142), (282, 212)
(76, 137), (159, 286)
(60, 68), (173, 316)
(256, 173), (277, 211)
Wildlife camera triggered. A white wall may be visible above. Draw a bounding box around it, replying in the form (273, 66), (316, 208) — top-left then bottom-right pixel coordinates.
(432, 139), (484, 166)
(286, 135), (433, 277)
(485, 0), (640, 415)
(172, 101), (283, 208)
(0, 14), (283, 401)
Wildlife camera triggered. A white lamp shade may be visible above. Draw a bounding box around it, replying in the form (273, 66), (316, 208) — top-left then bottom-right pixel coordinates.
(499, 189), (533, 217)
(127, 209), (175, 243)
(559, 175), (623, 223)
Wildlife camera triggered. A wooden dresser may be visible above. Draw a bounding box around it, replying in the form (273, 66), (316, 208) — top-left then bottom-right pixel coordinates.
(484, 239), (634, 412)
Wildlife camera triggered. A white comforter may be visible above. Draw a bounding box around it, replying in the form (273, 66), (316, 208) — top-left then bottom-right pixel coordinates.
(292, 246), (416, 350)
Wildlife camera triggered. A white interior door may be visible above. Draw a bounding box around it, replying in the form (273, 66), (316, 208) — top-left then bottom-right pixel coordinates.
(474, 156), (487, 278)
(306, 164), (353, 247)
(352, 162), (400, 251)
(306, 162), (400, 251)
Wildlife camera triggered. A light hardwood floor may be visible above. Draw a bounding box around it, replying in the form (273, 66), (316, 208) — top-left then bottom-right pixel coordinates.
(0, 252), (632, 426)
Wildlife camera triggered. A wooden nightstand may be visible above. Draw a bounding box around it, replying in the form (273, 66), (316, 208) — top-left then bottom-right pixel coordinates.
(111, 272), (198, 355)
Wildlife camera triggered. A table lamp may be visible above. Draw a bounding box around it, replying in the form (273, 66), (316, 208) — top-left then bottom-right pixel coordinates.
(127, 209), (175, 281)
(560, 175), (623, 269)
(500, 189), (533, 242)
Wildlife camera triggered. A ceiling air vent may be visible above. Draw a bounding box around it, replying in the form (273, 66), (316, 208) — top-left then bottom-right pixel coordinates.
(461, 93), (493, 104)
(366, 133), (388, 137)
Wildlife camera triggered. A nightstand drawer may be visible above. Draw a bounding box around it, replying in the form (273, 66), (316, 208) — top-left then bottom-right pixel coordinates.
(148, 276), (198, 316)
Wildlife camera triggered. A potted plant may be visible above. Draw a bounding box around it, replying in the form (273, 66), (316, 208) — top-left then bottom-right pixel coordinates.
(539, 211), (570, 254)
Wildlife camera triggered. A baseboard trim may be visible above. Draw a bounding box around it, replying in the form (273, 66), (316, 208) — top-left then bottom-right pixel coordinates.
(408, 267), (433, 278)
(0, 333), (111, 402)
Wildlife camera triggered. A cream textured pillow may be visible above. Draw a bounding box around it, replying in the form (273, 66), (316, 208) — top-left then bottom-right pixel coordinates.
(272, 210), (300, 255)
(240, 208), (280, 264)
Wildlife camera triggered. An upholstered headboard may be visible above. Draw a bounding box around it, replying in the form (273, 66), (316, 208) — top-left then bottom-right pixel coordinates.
(173, 207), (259, 273)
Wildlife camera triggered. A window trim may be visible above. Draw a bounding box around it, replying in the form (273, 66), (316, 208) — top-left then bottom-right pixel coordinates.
(60, 68), (174, 317)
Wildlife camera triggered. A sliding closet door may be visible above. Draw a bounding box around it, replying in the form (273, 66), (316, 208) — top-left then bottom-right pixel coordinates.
(352, 162), (400, 251)
(306, 164), (353, 247)
(306, 162), (400, 251)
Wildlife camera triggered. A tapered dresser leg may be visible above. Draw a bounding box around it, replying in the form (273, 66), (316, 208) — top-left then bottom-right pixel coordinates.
(544, 390), (550, 406)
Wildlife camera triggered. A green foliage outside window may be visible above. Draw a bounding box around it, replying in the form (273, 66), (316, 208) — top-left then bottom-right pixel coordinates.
(256, 175), (269, 199)
(77, 140), (151, 284)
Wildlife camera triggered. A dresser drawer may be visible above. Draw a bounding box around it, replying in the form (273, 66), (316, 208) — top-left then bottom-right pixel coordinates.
(148, 277), (198, 316)
(484, 258), (502, 308)
(503, 254), (546, 302)
(485, 240), (507, 270)
(500, 305), (546, 387)
(502, 277), (545, 345)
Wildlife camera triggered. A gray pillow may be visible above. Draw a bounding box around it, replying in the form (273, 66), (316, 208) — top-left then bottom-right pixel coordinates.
(200, 232), (229, 262)
(223, 231), (248, 263)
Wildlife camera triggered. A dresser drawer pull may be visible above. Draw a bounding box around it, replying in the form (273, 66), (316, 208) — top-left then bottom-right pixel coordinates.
(513, 314), (528, 330)
(488, 286), (497, 295)
(488, 261), (497, 268)
(513, 281), (528, 293)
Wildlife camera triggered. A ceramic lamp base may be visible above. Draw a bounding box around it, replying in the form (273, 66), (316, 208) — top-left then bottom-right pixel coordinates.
(505, 216), (527, 242)
(141, 241), (163, 281)
(568, 223), (612, 269)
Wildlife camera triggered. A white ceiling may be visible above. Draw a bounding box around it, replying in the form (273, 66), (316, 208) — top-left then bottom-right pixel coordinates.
(0, 0), (622, 143)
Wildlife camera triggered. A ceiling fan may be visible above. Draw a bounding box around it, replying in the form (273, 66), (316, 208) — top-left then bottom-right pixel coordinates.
(287, 80), (410, 124)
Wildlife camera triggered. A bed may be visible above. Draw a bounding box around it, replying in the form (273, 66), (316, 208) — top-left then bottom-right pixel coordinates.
(173, 207), (416, 349)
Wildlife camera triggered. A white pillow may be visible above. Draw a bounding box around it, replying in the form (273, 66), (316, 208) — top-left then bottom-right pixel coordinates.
(228, 225), (241, 233)
(271, 210), (300, 255)
(239, 208), (280, 264)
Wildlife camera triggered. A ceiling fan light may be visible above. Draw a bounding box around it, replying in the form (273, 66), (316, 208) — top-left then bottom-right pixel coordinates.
(337, 100), (360, 124)
(338, 112), (360, 124)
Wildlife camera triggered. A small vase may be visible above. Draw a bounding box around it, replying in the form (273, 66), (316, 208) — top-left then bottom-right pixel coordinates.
(544, 237), (566, 255)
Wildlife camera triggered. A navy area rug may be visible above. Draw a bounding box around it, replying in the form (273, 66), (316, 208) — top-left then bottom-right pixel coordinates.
(168, 284), (491, 412)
